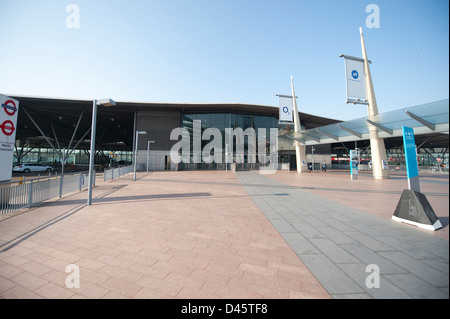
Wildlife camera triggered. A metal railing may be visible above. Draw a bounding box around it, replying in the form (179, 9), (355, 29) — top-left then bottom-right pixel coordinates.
(0, 171), (93, 216)
(104, 165), (134, 181)
(331, 164), (449, 175)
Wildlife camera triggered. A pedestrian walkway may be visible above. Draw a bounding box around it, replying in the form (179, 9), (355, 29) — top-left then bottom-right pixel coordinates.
(236, 171), (449, 299)
(0, 170), (448, 299)
(0, 171), (330, 299)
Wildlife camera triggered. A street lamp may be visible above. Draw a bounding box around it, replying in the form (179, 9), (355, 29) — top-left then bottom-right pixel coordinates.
(312, 147), (315, 171)
(134, 131), (147, 181)
(87, 98), (115, 205)
(147, 140), (155, 173)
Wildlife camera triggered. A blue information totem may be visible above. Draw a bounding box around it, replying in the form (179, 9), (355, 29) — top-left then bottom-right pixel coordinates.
(350, 149), (358, 180)
(402, 126), (420, 192)
(392, 126), (442, 231)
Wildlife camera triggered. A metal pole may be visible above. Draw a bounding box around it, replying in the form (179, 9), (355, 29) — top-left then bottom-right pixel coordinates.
(134, 131), (139, 181)
(59, 149), (65, 198)
(146, 141), (155, 174)
(360, 27), (390, 179)
(225, 143), (228, 172)
(291, 76), (307, 173)
(147, 141), (149, 173)
(87, 100), (97, 205)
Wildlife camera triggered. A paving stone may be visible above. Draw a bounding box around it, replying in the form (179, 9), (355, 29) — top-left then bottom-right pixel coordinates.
(384, 274), (448, 299)
(344, 231), (396, 251)
(379, 251), (449, 288)
(340, 244), (408, 275)
(300, 254), (365, 295)
(280, 233), (321, 256)
(337, 263), (412, 299)
(291, 222), (327, 239)
(310, 238), (359, 264)
(315, 226), (356, 244)
(269, 219), (297, 233)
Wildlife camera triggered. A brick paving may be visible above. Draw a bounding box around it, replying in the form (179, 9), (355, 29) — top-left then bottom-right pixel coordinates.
(0, 171), (331, 299)
(0, 170), (448, 299)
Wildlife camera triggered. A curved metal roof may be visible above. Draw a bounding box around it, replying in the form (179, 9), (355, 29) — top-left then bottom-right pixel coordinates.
(10, 95), (338, 151)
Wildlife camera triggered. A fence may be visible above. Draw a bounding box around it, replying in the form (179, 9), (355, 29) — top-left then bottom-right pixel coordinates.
(0, 171), (93, 216)
(331, 164), (448, 175)
(103, 165), (134, 181)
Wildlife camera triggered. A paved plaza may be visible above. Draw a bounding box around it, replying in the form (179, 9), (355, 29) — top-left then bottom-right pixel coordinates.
(0, 170), (448, 299)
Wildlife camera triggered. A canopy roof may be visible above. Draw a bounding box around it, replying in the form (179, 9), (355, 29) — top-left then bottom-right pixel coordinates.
(282, 99), (449, 145)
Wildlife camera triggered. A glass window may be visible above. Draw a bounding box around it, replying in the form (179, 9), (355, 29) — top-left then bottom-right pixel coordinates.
(197, 114), (211, 128)
(210, 113), (226, 125)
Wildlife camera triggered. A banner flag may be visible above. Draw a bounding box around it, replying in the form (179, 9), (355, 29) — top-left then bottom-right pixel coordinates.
(343, 56), (367, 104)
(278, 95), (293, 123)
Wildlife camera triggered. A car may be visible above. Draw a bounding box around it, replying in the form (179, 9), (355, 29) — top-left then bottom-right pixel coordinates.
(13, 163), (54, 173)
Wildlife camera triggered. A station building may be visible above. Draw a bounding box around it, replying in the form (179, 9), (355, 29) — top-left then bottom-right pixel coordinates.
(9, 95), (449, 173)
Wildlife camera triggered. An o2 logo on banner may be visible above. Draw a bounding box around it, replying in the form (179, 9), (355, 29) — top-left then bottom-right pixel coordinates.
(0, 94), (19, 181)
(278, 95), (294, 123)
(352, 70), (359, 79)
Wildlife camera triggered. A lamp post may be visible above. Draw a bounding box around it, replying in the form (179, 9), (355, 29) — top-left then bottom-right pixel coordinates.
(147, 140), (155, 173)
(134, 131), (147, 181)
(87, 98), (115, 206)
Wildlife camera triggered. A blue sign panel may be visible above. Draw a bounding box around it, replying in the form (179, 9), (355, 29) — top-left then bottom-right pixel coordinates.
(402, 126), (419, 179)
(350, 149), (358, 179)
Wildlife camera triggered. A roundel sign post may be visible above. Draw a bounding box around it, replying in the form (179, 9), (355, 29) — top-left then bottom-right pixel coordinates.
(0, 94), (19, 182)
(0, 120), (15, 136)
(3, 100), (17, 116)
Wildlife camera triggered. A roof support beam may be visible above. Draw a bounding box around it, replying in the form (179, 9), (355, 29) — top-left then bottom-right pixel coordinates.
(22, 107), (59, 153)
(366, 119), (393, 135)
(285, 134), (305, 144)
(66, 127), (91, 158)
(67, 110), (84, 151)
(50, 121), (62, 155)
(417, 137), (430, 149)
(405, 110), (436, 130)
(336, 124), (362, 138)
(315, 128), (339, 141)
(300, 132), (320, 143)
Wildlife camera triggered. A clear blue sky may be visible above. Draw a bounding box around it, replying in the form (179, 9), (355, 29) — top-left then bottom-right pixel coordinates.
(0, 0), (448, 120)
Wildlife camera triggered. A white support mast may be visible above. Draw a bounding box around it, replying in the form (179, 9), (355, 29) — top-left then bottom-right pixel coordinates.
(291, 76), (307, 173)
(360, 27), (390, 179)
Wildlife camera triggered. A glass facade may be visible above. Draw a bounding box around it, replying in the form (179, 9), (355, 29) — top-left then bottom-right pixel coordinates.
(182, 113), (279, 164)
(330, 142), (449, 171)
(13, 148), (133, 169)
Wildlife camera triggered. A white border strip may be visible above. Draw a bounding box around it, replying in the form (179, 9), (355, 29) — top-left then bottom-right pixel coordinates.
(392, 216), (443, 231)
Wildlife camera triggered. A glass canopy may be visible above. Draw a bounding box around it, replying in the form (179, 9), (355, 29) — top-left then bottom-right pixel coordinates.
(281, 99), (449, 145)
